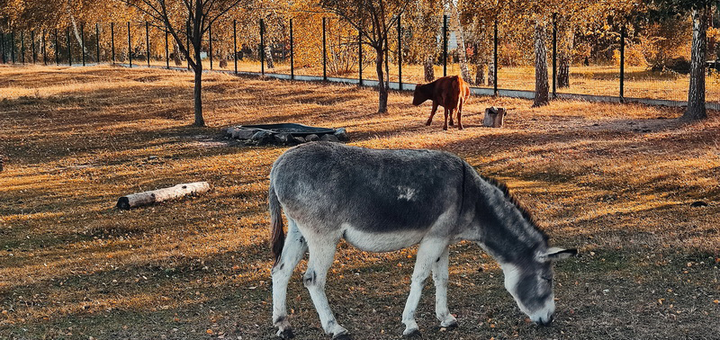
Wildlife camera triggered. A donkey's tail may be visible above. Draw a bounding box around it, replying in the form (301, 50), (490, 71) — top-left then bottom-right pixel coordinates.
(269, 181), (285, 267)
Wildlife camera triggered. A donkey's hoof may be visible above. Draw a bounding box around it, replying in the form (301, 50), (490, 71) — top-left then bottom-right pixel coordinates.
(403, 329), (422, 338)
(277, 328), (295, 339)
(332, 333), (352, 340)
(440, 321), (458, 331)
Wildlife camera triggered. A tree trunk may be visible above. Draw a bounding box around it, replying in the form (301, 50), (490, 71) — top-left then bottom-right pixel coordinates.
(475, 62), (486, 85)
(683, 8), (708, 121)
(449, 1), (472, 82)
(558, 53), (571, 88)
(193, 41), (205, 126)
(265, 46), (274, 69)
(424, 54), (435, 82)
(557, 18), (574, 88)
(533, 21), (550, 107)
(376, 45), (388, 113)
(66, 4), (85, 53)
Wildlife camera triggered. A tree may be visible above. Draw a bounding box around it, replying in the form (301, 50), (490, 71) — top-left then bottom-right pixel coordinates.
(404, 0), (443, 82)
(533, 17), (550, 106)
(321, 0), (413, 114)
(122, 0), (247, 126)
(648, 0), (715, 121)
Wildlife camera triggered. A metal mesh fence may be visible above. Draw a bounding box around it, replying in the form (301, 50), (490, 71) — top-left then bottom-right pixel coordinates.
(1, 10), (716, 105)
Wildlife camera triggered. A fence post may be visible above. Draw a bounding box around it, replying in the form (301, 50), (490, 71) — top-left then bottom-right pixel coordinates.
(165, 28), (169, 69)
(67, 28), (72, 66)
(21, 31), (25, 64)
(146, 21), (150, 67)
(11, 31), (15, 64)
(358, 28), (362, 86)
(260, 19), (265, 75)
(398, 15), (402, 91)
(42, 31), (47, 65)
(128, 22), (132, 68)
(233, 19), (238, 74)
(552, 13), (557, 99)
(209, 23), (213, 70)
(81, 23), (86, 66)
(289, 18), (294, 80)
(96, 23), (100, 63)
(619, 24), (625, 103)
(0, 32), (4, 64)
(493, 19), (498, 96)
(55, 29), (59, 65)
(443, 15), (447, 77)
(31, 30), (36, 63)
(111, 23), (115, 64)
(322, 17), (327, 81)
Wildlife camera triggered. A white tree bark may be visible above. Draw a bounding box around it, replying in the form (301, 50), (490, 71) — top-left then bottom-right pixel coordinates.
(683, 8), (708, 121)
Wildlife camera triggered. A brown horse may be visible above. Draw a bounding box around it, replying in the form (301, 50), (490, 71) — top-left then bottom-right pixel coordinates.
(412, 75), (470, 130)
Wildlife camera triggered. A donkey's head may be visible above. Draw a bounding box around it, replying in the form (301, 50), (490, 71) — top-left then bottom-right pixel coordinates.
(500, 247), (577, 325)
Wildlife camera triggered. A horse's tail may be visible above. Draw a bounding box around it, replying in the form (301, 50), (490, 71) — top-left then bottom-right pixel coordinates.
(269, 181), (285, 267)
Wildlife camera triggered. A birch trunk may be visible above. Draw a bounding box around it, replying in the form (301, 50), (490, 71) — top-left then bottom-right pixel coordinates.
(682, 8), (708, 121)
(558, 24), (574, 88)
(66, 2), (85, 53)
(424, 54), (435, 82)
(449, 2), (472, 82)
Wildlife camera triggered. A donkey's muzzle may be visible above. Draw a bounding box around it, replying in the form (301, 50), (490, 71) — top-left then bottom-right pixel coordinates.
(537, 314), (554, 326)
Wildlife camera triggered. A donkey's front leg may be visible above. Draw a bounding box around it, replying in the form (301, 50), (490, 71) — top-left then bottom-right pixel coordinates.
(272, 220), (308, 338)
(402, 239), (449, 336)
(304, 234), (350, 339)
(431, 246), (457, 328)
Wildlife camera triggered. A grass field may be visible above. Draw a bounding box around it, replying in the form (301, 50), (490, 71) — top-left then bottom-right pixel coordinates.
(1, 64), (719, 340)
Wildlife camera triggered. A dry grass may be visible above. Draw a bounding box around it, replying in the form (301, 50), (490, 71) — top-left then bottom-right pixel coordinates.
(1, 64), (719, 340)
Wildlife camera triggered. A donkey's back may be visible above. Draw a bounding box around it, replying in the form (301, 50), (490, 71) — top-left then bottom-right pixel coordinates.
(270, 142), (466, 249)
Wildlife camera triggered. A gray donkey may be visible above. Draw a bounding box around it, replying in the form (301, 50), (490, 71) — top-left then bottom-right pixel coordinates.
(269, 142), (576, 339)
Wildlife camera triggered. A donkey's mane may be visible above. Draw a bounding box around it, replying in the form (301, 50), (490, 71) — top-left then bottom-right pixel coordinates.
(479, 174), (549, 243)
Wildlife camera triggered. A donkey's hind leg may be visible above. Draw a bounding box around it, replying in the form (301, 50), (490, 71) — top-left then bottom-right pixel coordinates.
(272, 219), (308, 339)
(402, 238), (450, 336)
(302, 230), (349, 339)
(432, 246), (457, 328)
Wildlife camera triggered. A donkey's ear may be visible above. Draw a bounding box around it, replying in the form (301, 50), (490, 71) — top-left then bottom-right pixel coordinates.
(542, 247), (578, 261)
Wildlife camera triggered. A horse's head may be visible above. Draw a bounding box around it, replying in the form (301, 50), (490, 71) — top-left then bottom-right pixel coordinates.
(500, 247), (577, 325)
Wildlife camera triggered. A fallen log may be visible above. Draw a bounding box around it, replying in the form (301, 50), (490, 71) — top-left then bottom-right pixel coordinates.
(116, 182), (211, 210)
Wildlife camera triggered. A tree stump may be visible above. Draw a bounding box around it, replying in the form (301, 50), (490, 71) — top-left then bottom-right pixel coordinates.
(483, 107), (507, 128)
(116, 182), (211, 210)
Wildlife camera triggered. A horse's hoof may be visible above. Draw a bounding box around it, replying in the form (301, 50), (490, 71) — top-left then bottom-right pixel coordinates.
(277, 328), (295, 339)
(403, 329), (422, 338)
(332, 333), (352, 340)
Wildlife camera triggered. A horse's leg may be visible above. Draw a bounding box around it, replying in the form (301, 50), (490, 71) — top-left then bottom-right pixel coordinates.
(272, 218), (308, 339)
(431, 246), (457, 328)
(448, 106), (455, 126)
(303, 231), (349, 339)
(402, 238), (449, 336)
(426, 102), (439, 126)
